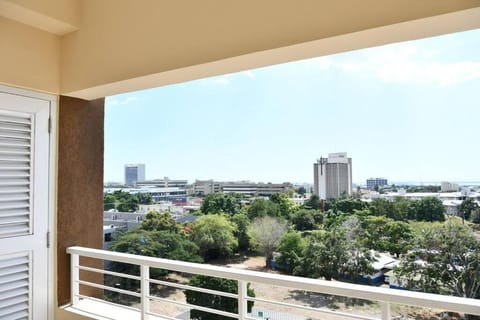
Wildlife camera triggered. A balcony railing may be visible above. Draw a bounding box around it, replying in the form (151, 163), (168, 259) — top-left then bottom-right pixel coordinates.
(66, 246), (480, 320)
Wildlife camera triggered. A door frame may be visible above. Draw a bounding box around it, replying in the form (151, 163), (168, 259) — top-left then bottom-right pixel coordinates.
(0, 84), (56, 320)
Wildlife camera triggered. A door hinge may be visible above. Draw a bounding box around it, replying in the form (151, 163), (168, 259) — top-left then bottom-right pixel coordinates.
(46, 231), (51, 248)
(48, 117), (52, 133)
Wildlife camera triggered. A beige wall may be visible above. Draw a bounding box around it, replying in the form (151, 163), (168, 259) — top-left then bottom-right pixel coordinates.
(0, 17), (60, 93)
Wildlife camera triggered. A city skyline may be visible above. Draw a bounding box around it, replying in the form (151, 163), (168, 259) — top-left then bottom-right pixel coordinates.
(105, 29), (480, 184)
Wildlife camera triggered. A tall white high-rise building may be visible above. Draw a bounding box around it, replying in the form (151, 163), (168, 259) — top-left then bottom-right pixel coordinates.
(124, 164), (145, 186)
(313, 153), (352, 200)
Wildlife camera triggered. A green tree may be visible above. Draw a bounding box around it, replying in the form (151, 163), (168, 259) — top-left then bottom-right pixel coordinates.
(116, 199), (138, 212)
(269, 193), (297, 218)
(323, 209), (349, 229)
(286, 188), (295, 198)
(383, 220), (414, 257)
(191, 215), (238, 260)
(108, 230), (202, 289)
(200, 193), (242, 215)
(459, 197), (479, 223)
(396, 222), (480, 306)
(109, 230), (202, 264)
(296, 221), (374, 282)
(230, 213), (251, 252)
(312, 210), (324, 225)
(304, 194), (321, 210)
(323, 208), (370, 230)
(136, 193), (153, 204)
(246, 198), (280, 220)
(408, 185), (441, 193)
(296, 186), (307, 196)
(392, 197), (411, 221)
(471, 208), (480, 224)
(105, 190), (141, 212)
(362, 215), (387, 249)
(410, 197), (445, 222)
(370, 198), (409, 221)
(362, 216), (413, 257)
(140, 210), (179, 233)
(290, 209), (317, 231)
(369, 198), (394, 218)
(104, 194), (116, 211)
(276, 231), (306, 273)
(249, 216), (287, 268)
(327, 198), (367, 215)
(296, 230), (344, 280)
(185, 275), (255, 320)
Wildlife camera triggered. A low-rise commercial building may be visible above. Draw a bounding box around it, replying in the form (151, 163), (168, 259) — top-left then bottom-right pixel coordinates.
(223, 181), (292, 196)
(193, 180), (293, 196)
(104, 186), (187, 203)
(441, 181), (460, 192)
(366, 178), (388, 190)
(137, 177), (188, 188)
(193, 179), (223, 195)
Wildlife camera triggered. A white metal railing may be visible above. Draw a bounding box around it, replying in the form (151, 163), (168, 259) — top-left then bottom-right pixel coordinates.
(66, 246), (480, 320)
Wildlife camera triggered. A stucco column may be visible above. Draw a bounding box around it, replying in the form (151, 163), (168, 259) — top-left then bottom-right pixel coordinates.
(57, 96), (104, 305)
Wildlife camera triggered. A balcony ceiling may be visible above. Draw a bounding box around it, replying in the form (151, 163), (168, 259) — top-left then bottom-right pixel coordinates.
(1, 0), (480, 99)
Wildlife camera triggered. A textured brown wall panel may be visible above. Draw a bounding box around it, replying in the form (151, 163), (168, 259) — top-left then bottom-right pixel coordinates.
(57, 96), (104, 305)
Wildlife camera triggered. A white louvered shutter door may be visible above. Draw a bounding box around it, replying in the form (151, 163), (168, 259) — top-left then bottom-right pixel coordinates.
(0, 92), (50, 320)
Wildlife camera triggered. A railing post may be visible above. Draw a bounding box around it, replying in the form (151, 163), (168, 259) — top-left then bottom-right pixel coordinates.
(71, 253), (80, 305)
(381, 302), (391, 320)
(238, 280), (247, 320)
(141, 264), (150, 320)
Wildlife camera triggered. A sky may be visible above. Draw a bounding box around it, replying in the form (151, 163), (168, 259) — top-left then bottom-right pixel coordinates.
(104, 29), (480, 185)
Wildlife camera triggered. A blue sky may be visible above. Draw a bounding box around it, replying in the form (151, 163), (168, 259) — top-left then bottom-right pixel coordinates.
(105, 29), (480, 185)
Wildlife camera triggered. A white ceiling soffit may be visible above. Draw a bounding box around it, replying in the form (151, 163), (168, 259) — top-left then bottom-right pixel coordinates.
(64, 7), (480, 100)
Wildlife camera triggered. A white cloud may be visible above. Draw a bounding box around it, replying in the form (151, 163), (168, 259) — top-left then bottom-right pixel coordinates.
(199, 70), (255, 86)
(313, 43), (480, 86)
(120, 97), (138, 104)
(108, 96), (138, 106)
(242, 70), (256, 78)
(200, 76), (231, 86)
(335, 61), (365, 72)
(314, 56), (333, 69)
(376, 59), (480, 86)
(373, 46), (480, 86)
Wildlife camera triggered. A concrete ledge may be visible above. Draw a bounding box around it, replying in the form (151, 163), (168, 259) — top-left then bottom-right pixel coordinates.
(63, 299), (167, 320)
